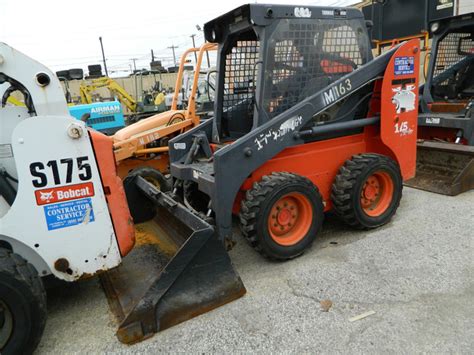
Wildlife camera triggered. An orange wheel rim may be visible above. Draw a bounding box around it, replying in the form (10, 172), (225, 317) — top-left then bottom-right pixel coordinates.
(267, 192), (313, 246)
(360, 171), (394, 217)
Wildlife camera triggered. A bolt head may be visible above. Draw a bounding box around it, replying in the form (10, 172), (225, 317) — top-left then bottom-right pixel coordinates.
(67, 123), (83, 139)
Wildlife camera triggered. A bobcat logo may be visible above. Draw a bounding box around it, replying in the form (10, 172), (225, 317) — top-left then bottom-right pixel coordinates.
(39, 191), (54, 203)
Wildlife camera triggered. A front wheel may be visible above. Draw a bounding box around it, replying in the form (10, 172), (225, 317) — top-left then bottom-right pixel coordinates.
(240, 172), (324, 260)
(0, 248), (47, 354)
(331, 154), (403, 229)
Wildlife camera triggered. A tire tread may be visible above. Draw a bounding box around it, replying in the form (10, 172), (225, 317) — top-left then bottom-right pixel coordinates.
(239, 172), (322, 260)
(0, 248), (47, 354)
(331, 153), (402, 229)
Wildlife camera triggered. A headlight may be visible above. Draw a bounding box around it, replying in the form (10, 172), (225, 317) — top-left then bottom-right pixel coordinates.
(430, 22), (440, 33)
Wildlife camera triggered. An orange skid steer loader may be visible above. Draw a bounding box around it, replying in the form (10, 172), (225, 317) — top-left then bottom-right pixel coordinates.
(120, 2), (420, 343)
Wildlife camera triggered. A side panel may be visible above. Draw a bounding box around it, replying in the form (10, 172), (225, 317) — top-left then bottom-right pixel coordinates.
(236, 132), (389, 213)
(380, 39), (420, 180)
(0, 117), (122, 280)
(89, 131), (135, 256)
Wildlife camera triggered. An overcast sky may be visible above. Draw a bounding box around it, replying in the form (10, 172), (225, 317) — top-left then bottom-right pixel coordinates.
(0, 0), (359, 76)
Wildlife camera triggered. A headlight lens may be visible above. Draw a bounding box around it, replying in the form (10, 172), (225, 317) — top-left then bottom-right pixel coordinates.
(431, 22), (440, 33)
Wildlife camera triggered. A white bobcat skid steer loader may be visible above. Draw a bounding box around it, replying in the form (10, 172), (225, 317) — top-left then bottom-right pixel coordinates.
(0, 43), (135, 353)
(0, 43), (245, 353)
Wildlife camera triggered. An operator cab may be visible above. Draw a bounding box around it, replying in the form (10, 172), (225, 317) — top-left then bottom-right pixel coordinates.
(423, 13), (474, 113)
(204, 4), (373, 141)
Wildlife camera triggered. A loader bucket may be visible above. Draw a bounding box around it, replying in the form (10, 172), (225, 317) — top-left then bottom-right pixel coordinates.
(100, 176), (246, 344)
(405, 141), (474, 196)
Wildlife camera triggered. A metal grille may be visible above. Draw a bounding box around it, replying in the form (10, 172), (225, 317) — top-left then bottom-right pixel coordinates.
(265, 19), (366, 118)
(222, 41), (260, 121)
(433, 32), (473, 78)
(88, 115), (116, 125)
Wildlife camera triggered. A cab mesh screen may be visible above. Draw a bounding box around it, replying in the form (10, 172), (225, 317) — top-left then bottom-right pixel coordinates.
(433, 32), (473, 80)
(431, 32), (474, 99)
(264, 19), (367, 118)
(223, 40), (260, 122)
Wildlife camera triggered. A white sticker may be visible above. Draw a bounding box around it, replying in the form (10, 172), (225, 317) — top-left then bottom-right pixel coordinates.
(174, 142), (186, 150)
(254, 115), (303, 151)
(436, 0), (453, 10)
(394, 121), (413, 136)
(192, 170), (201, 179)
(0, 144), (13, 158)
(391, 85), (416, 114)
(425, 117), (441, 125)
(295, 7), (311, 18)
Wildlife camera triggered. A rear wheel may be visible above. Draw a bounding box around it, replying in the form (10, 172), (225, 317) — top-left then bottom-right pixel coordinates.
(331, 154), (402, 229)
(240, 172), (324, 260)
(0, 248), (47, 354)
(124, 167), (171, 223)
(127, 167), (171, 192)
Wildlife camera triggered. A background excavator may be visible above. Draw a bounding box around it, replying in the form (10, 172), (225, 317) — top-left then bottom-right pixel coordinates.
(0, 3), (424, 353)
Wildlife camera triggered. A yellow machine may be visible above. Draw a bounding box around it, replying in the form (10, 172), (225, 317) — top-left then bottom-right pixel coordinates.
(112, 42), (217, 180)
(6, 96), (24, 106)
(79, 77), (138, 112)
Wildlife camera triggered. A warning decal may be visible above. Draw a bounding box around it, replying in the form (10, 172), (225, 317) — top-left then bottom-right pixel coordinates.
(394, 56), (415, 76)
(35, 182), (94, 206)
(43, 198), (95, 231)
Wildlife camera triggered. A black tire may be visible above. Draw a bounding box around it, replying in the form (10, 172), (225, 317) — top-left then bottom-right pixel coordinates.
(0, 248), (47, 355)
(129, 167), (171, 192)
(123, 167), (171, 223)
(240, 172), (324, 260)
(331, 153), (402, 229)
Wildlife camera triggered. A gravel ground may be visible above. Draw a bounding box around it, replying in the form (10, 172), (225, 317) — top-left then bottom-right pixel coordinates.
(36, 187), (474, 354)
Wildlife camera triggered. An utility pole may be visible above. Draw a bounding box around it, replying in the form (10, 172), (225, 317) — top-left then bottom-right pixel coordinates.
(190, 34), (198, 63)
(99, 36), (109, 76)
(131, 58), (137, 72)
(195, 25), (211, 68)
(168, 45), (178, 66)
(151, 49), (155, 62)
